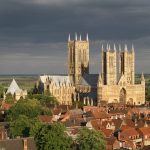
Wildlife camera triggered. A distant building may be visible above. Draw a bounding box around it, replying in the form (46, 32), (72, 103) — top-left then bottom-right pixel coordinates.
(4, 79), (27, 101)
(37, 33), (145, 106)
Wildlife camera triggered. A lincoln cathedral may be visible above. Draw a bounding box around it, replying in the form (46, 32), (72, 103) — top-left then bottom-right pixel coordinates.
(37, 34), (145, 106)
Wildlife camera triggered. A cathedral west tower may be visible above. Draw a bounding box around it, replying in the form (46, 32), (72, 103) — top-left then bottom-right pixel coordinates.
(102, 44), (117, 85)
(119, 44), (135, 84)
(97, 44), (145, 105)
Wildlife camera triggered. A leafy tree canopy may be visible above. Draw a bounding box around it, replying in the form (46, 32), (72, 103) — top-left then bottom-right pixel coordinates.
(76, 128), (106, 150)
(35, 123), (73, 150)
(0, 85), (5, 98)
(6, 99), (52, 121)
(28, 94), (58, 106)
(5, 93), (15, 104)
(9, 115), (42, 138)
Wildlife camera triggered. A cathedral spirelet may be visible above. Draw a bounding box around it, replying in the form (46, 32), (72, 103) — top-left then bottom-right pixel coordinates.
(37, 33), (145, 106)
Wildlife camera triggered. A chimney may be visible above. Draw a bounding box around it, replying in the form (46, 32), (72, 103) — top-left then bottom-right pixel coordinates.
(144, 121), (148, 127)
(76, 102), (78, 109)
(118, 131), (121, 140)
(135, 118), (138, 127)
(23, 139), (28, 150)
(73, 119), (76, 125)
(54, 103), (57, 109)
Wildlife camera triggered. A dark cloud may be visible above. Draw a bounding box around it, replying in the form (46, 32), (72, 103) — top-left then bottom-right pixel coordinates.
(0, 0), (150, 74)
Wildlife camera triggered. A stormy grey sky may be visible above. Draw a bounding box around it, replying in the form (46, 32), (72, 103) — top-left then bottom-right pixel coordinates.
(0, 0), (150, 74)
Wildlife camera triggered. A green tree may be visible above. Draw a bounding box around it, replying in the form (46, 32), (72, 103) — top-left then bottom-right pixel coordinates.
(5, 93), (15, 104)
(76, 128), (106, 150)
(0, 85), (5, 98)
(28, 94), (58, 106)
(6, 99), (51, 121)
(9, 115), (42, 138)
(9, 115), (31, 137)
(34, 123), (73, 150)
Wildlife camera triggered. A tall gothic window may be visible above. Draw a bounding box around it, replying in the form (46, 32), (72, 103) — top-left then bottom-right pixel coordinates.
(78, 49), (81, 62)
(109, 56), (114, 73)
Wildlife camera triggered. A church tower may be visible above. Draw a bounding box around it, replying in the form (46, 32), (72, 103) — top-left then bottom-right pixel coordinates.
(102, 44), (117, 85)
(119, 44), (135, 84)
(68, 33), (89, 85)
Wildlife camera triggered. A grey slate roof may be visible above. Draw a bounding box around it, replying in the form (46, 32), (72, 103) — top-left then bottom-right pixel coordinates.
(39, 75), (72, 87)
(69, 109), (83, 116)
(0, 137), (36, 150)
(63, 118), (86, 127)
(79, 74), (99, 87)
(79, 91), (97, 100)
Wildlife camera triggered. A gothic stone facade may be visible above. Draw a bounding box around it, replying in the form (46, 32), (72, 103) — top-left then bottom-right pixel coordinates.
(37, 75), (75, 105)
(38, 33), (145, 106)
(68, 34), (145, 106)
(97, 45), (145, 105)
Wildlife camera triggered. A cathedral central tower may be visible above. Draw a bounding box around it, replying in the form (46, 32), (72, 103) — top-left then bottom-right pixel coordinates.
(68, 33), (89, 85)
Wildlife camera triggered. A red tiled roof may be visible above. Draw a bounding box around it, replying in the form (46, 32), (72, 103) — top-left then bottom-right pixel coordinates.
(138, 127), (150, 135)
(100, 128), (113, 137)
(105, 137), (118, 145)
(52, 108), (61, 115)
(120, 128), (139, 138)
(38, 115), (53, 124)
(102, 121), (110, 128)
(83, 106), (105, 112)
(124, 140), (134, 147)
(71, 128), (80, 135)
(121, 118), (135, 129)
(112, 119), (122, 129)
(1, 103), (13, 110)
(90, 120), (101, 130)
(91, 109), (110, 119)
(60, 112), (70, 122)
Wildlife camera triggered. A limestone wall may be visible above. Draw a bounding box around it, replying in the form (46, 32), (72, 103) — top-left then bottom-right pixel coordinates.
(99, 83), (145, 105)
